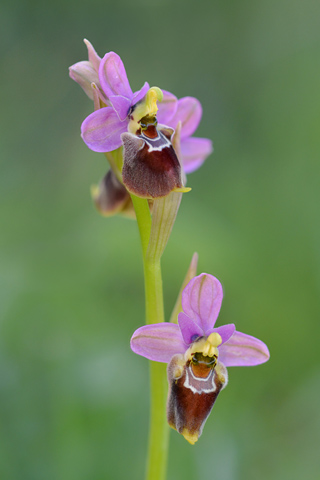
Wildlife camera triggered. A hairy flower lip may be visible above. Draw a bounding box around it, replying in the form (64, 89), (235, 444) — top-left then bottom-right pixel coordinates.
(121, 126), (185, 199)
(167, 353), (228, 444)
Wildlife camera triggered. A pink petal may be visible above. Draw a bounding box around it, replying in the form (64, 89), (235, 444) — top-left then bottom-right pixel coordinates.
(181, 274), (223, 333)
(157, 90), (178, 124)
(169, 97), (202, 139)
(99, 52), (133, 100)
(69, 61), (100, 100)
(180, 137), (213, 174)
(211, 324), (235, 344)
(130, 323), (187, 363)
(81, 107), (127, 152)
(109, 95), (132, 121)
(83, 39), (101, 72)
(132, 82), (150, 105)
(178, 312), (204, 344)
(218, 331), (270, 367)
(91, 82), (110, 108)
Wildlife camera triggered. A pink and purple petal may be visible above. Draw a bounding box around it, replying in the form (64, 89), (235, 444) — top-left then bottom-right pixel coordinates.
(90, 82), (110, 109)
(218, 331), (270, 367)
(69, 61), (100, 100)
(178, 312), (204, 344)
(81, 107), (127, 152)
(84, 39), (101, 72)
(99, 52), (133, 100)
(169, 97), (202, 139)
(211, 323), (235, 345)
(132, 82), (150, 105)
(181, 274), (223, 333)
(157, 90), (178, 124)
(180, 137), (213, 174)
(130, 323), (187, 363)
(109, 95), (132, 121)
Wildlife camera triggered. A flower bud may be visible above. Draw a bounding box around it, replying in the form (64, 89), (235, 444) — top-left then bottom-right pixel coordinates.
(91, 170), (133, 217)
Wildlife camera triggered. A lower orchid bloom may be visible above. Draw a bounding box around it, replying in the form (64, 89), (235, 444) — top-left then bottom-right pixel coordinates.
(130, 273), (270, 445)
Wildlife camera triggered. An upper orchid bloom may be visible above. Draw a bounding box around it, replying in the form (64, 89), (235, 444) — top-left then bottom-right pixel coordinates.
(131, 273), (269, 444)
(70, 41), (212, 173)
(121, 88), (190, 198)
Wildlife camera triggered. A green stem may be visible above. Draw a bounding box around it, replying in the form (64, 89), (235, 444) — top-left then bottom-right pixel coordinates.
(104, 150), (123, 183)
(147, 362), (170, 480)
(130, 194), (152, 257)
(130, 194), (170, 480)
(143, 259), (165, 327)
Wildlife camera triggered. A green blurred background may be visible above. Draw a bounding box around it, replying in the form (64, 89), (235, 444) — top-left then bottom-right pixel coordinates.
(1, 0), (320, 479)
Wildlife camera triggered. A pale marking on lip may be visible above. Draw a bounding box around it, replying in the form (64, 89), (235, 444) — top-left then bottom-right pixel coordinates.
(183, 367), (216, 394)
(140, 131), (171, 152)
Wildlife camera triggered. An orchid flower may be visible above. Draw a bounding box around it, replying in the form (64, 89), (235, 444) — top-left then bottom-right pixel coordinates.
(69, 40), (212, 175)
(131, 273), (269, 445)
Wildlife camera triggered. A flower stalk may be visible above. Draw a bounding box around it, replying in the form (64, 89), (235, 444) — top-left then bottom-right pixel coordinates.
(130, 193), (169, 480)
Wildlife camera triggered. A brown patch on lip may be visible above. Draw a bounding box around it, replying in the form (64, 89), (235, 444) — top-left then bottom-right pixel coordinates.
(190, 362), (211, 379)
(190, 352), (217, 378)
(139, 115), (158, 137)
(121, 130), (183, 198)
(141, 124), (158, 139)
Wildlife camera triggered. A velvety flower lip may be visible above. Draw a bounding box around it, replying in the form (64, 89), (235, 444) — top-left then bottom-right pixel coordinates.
(130, 273), (270, 367)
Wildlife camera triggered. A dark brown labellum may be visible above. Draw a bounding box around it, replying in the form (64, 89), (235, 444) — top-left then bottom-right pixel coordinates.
(121, 124), (183, 199)
(167, 354), (228, 444)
